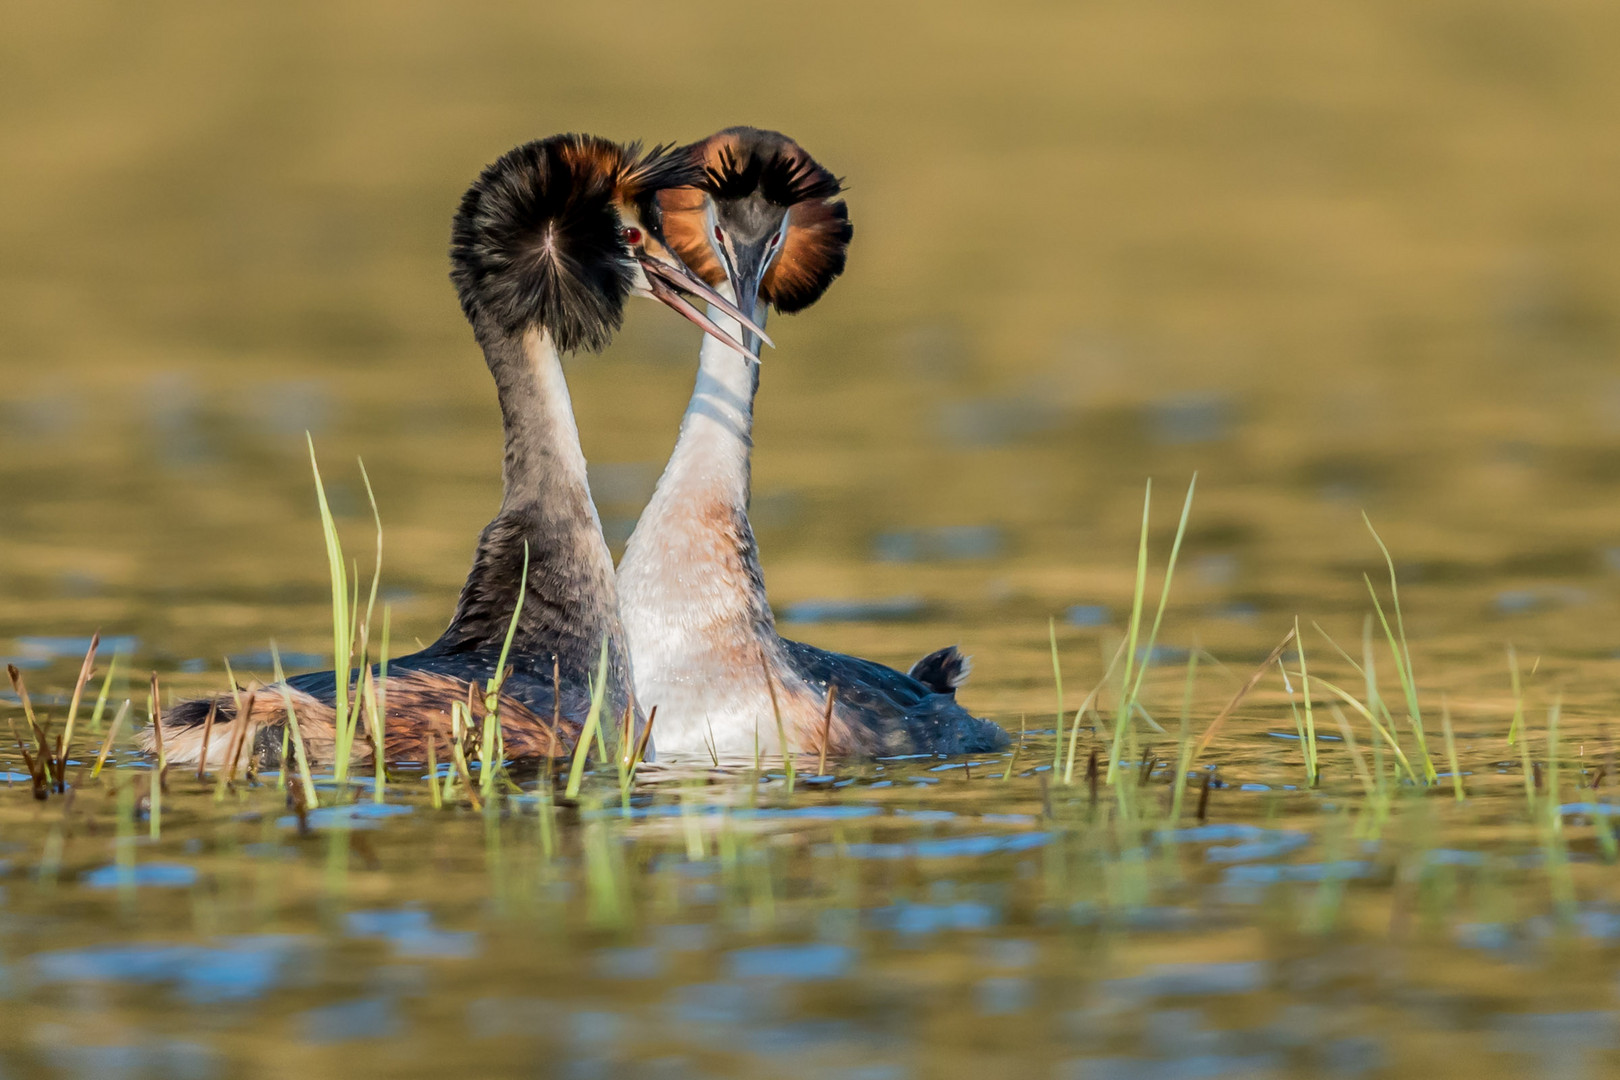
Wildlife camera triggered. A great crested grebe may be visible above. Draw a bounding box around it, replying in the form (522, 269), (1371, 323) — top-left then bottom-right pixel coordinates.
(147, 134), (765, 767)
(618, 127), (1009, 760)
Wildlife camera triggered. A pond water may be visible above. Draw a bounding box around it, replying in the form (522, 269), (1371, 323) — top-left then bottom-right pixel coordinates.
(6, 1), (1620, 1077)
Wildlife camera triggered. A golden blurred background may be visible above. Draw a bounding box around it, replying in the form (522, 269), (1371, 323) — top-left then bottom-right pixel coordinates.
(5, 0), (1620, 708)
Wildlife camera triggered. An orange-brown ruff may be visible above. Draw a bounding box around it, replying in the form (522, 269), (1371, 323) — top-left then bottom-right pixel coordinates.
(658, 128), (852, 314)
(144, 133), (719, 769)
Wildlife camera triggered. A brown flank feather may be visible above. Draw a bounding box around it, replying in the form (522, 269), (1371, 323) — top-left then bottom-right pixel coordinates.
(144, 670), (581, 768)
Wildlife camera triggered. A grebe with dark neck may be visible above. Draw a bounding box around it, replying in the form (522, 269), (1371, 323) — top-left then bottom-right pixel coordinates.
(618, 127), (1008, 760)
(147, 134), (764, 767)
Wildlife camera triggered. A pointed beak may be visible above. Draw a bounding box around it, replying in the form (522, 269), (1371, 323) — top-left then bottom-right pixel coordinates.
(722, 241), (773, 360)
(637, 253), (773, 356)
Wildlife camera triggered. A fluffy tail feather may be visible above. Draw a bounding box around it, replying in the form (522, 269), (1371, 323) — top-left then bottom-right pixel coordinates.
(140, 671), (575, 767)
(137, 691), (273, 769)
(908, 646), (972, 695)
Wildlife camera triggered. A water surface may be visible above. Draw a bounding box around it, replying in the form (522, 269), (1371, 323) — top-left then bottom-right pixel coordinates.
(5, 1), (1620, 1076)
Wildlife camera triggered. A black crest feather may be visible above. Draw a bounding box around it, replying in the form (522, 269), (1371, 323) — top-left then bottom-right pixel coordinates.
(703, 131), (844, 207)
(449, 135), (698, 352)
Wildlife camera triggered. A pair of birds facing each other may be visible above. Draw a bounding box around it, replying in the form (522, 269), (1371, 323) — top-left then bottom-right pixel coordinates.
(148, 127), (1010, 769)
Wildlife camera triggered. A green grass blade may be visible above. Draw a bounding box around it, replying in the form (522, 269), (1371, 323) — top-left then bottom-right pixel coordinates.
(1295, 617), (1317, 786)
(1048, 617), (1064, 776)
(1169, 648), (1200, 822)
(358, 457), (383, 644)
(1329, 704), (1377, 799)
(307, 435), (352, 783)
(488, 541), (530, 707)
(1546, 696), (1562, 823)
(1126, 473), (1197, 706)
(373, 605), (390, 804)
(1310, 675), (1419, 783)
(1364, 573), (1435, 783)
(1003, 714), (1026, 782)
(1107, 480), (1153, 784)
(1310, 620), (1364, 677)
(1281, 657), (1308, 780)
(1506, 643), (1524, 746)
(566, 638), (611, 799)
(271, 641), (320, 810)
(1441, 695), (1463, 801)
(89, 652), (120, 734)
(1065, 635), (1129, 784)
(1362, 514), (1434, 783)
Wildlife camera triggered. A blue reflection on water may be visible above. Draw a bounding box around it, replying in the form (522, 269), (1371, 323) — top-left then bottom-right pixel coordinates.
(298, 996), (400, 1044)
(595, 947), (664, 980)
(31, 936), (312, 1002)
(873, 525), (1004, 563)
(1202, 831), (1311, 863)
(728, 943), (853, 981)
(870, 901), (1000, 937)
(1102, 962), (1268, 1003)
(345, 908), (479, 959)
(1066, 604), (1112, 627)
(81, 862), (198, 889)
(40, 1039), (221, 1080)
(1149, 394), (1233, 446)
(823, 833), (1052, 860)
(275, 802), (413, 831)
(977, 976), (1032, 1015)
(667, 981), (783, 1026)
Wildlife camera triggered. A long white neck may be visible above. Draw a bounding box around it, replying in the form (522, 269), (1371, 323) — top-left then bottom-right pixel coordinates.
(619, 307), (789, 757)
(659, 316), (759, 505)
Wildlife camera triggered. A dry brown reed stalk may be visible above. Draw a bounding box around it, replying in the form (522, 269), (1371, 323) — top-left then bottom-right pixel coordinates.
(91, 699), (130, 779)
(364, 666), (385, 770)
(1190, 625), (1298, 762)
(226, 691), (256, 784)
(546, 656), (562, 783)
(8, 664), (52, 792)
(817, 686), (838, 776)
(148, 672), (166, 787)
(630, 705), (658, 775)
(758, 650), (793, 787)
(551, 657), (561, 734)
(4, 707), (29, 768)
(4, 705), (41, 796)
(196, 700), (219, 781)
(619, 702), (635, 767)
(59, 632), (100, 789)
(448, 701), (479, 810)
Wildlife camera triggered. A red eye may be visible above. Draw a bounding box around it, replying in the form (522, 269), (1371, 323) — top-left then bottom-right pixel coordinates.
(768, 234), (780, 248)
(621, 226), (643, 245)
(713, 226), (724, 243)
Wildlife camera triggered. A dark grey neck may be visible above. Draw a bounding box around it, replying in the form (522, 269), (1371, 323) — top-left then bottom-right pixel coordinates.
(427, 323), (633, 714)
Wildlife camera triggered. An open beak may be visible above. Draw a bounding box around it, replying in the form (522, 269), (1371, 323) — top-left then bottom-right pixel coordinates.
(637, 253), (773, 357)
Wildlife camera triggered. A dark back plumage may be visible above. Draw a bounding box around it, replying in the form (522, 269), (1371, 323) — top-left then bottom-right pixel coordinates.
(659, 127), (853, 314)
(450, 135), (698, 351)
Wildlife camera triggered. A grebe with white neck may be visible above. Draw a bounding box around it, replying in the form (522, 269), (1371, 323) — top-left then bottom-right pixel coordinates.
(618, 127), (1009, 761)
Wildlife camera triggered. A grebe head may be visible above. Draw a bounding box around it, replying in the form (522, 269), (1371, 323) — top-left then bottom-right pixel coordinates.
(449, 134), (761, 355)
(658, 127), (852, 352)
